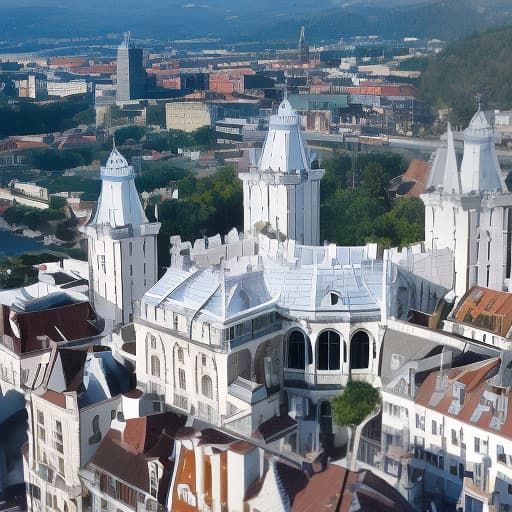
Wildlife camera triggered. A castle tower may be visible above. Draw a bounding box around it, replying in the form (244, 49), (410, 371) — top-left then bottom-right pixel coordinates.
(83, 145), (160, 325)
(239, 98), (324, 245)
(422, 112), (512, 298)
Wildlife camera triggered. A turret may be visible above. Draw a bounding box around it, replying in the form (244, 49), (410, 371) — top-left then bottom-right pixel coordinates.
(239, 98), (324, 245)
(83, 145), (160, 326)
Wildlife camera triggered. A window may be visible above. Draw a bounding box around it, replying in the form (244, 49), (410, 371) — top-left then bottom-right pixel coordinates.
(150, 334), (157, 350)
(151, 355), (160, 378)
(178, 347), (184, 364)
(89, 415), (102, 445)
(58, 457), (64, 475)
(111, 410), (116, 420)
(98, 255), (106, 273)
(317, 330), (341, 370)
(129, 242), (132, 256)
(38, 425), (46, 443)
(130, 264), (133, 276)
(37, 410), (44, 425)
(474, 437), (480, 453)
(350, 331), (370, 369)
(55, 420), (63, 453)
(178, 368), (186, 390)
(201, 375), (213, 399)
(432, 420), (437, 435)
(415, 414), (425, 431)
(452, 429), (458, 446)
(173, 313), (179, 331)
(144, 263), (146, 275)
(287, 330), (312, 369)
(150, 466), (158, 498)
(202, 354), (207, 366)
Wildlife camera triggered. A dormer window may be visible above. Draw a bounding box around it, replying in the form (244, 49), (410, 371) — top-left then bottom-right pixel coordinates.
(330, 293), (338, 306)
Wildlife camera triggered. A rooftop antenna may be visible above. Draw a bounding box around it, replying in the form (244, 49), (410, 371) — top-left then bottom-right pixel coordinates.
(284, 79), (288, 102)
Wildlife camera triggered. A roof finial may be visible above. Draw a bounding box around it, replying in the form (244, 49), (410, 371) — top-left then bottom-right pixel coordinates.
(475, 91), (483, 112)
(112, 134), (117, 151)
(284, 79), (288, 101)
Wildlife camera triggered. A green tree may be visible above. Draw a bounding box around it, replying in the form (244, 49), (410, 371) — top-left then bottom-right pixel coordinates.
(332, 380), (380, 427)
(114, 125), (146, 145)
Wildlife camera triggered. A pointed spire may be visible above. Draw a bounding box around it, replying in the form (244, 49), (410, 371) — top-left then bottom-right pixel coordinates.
(444, 123), (461, 194)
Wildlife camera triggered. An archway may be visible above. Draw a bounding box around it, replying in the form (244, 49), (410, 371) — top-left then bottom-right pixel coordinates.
(350, 331), (370, 369)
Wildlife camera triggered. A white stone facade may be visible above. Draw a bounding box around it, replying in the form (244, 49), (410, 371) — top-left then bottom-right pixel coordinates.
(239, 99), (324, 246)
(82, 147), (160, 326)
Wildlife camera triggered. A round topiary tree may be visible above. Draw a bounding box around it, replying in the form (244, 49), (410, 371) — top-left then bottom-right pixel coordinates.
(332, 380), (380, 427)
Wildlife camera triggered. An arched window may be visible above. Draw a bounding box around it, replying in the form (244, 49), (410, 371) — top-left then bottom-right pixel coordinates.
(201, 375), (213, 399)
(151, 355), (160, 378)
(287, 330), (312, 369)
(350, 331), (370, 369)
(88, 415), (102, 445)
(317, 330), (341, 370)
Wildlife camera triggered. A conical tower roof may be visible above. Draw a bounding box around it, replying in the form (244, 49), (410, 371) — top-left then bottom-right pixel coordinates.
(88, 145), (148, 228)
(258, 98), (310, 174)
(460, 110), (503, 193)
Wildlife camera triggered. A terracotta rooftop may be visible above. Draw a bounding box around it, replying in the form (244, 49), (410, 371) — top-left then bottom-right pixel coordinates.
(90, 412), (186, 501)
(414, 358), (512, 438)
(0, 300), (99, 353)
(40, 390), (67, 409)
(453, 286), (512, 337)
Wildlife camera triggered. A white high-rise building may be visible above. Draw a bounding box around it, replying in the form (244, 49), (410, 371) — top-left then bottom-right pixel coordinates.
(83, 146), (160, 326)
(422, 112), (512, 299)
(239, 98), (325, 245)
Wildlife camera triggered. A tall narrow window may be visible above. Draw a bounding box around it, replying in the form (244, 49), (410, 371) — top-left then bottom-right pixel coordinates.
(350, 331), (370, 369)
(317, 330), (341, 370)
(287, 330), (312, 369)
(129, 242), (132, 256)
(201, 375), (213, 399)
(178, 368), (186, 390)
(151, 355), (160, 378)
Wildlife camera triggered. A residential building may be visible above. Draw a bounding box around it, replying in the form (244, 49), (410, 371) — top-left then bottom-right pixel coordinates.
(81, 411), (186, 512)
(24, 347), (133, 512)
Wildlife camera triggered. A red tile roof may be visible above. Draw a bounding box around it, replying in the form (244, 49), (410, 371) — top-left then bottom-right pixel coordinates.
(41, 390), (67, 409)
(1, 301), (99, 353)
(453, 286), (512, 337)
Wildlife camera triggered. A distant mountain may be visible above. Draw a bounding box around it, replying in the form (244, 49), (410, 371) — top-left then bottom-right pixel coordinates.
(0, 0), (512, 44)
(420, 25), (512, 123)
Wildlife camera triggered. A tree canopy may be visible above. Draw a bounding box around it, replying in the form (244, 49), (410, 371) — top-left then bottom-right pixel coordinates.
(420, 25), (512, 125)
(320, 152), (424, 248)
(332, 380), (380, 427)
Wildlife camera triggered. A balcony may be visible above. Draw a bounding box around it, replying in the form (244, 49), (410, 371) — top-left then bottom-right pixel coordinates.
(283, 369), (343, 390)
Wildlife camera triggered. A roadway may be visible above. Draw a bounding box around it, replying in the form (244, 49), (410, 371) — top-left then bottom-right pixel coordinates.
(304, 132), (512, 164)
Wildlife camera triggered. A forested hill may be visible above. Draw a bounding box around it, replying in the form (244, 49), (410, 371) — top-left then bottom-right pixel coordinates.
(420, 25), (512, 124)
(1, 0), (512, 44)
